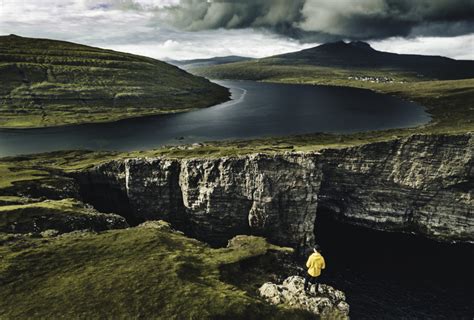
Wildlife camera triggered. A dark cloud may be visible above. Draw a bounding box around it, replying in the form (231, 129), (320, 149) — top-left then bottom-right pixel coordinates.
(158, 0), (305, 34)
(157, 0), (474, 41)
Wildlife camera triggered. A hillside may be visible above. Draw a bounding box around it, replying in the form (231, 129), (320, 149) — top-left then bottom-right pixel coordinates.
(168, 55), (252, 70)
(0, 224), (311, 319)
(273, 41), (474, 80)
(194, 41), (474, 81)
(0, 35), (229, 128)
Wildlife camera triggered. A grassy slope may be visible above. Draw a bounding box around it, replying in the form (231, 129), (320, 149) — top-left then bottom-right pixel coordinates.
(169, 55), (253, 69)
(0, 153), (314, 319)
(0, 151), (319, 319)
(0, 198), (127, 234)
(0, 35), (229, 128)
(271, 41), (474, 80)
(0, 223), (319, 319)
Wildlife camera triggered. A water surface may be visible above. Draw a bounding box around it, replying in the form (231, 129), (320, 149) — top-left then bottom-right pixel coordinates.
(0, 81), (430, 157)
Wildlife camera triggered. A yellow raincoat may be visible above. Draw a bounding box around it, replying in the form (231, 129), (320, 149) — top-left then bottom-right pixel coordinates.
(306, 252), (326, 277)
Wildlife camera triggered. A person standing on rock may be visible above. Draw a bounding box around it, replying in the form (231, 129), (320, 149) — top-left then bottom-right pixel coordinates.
(304, 245), (326, 293)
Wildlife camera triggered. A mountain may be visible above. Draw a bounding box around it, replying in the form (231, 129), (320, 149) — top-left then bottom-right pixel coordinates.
(167, 55), (253, 69)
(271, 41), (474, 79)
(0, 35), (229, 128)
(194, 41), (474, 81)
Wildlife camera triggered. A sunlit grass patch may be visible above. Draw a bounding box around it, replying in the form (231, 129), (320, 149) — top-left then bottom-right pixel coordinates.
(0, 226), (314, 319)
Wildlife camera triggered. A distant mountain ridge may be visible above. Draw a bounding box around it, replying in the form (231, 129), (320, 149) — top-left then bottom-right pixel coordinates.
(168, 55), (253, 69)
(195, 41), (474, 81)
(266, 41), (474, 80)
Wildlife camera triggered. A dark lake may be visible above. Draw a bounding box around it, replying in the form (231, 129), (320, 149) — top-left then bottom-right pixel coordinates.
(0, 80), (430, 157)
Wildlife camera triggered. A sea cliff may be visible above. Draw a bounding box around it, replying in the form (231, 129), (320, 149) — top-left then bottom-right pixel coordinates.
(76, 133), (473, 247)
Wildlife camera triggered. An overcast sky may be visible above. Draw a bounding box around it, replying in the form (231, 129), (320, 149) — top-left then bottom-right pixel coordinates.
(1, 0), (473, 60)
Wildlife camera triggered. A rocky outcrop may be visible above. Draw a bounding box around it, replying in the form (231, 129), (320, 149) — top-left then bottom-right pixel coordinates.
(259, 276), (349, 319)
(76, 133), (473, 247)
(0, 199), (128, 234)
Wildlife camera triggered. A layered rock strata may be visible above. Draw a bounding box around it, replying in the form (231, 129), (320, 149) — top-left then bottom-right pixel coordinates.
(76, 133), (473, 247)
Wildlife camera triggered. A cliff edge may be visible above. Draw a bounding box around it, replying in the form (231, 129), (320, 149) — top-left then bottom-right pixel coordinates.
(76, 133), (473, 247)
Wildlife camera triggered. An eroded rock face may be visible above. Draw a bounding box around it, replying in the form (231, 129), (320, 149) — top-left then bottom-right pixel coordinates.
(319, 134), (473, 241)
(76, 133), (474, 247)
(179, 154), (322, 246)
(79, 153), (321, 247)
(259, 276), (349, 318)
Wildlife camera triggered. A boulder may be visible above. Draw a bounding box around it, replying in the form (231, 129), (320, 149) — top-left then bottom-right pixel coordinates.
(259, 275), (349, 318)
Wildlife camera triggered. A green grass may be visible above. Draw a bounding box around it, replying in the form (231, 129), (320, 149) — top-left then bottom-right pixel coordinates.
(0, 196), (36, 206)
(0, 162), (49, 189)
(0, 225), (318, 319)
(0, 35), (229, 128)
(192, 60), (423, 83)
(0, 198), (127, 234)
(0, 150), (122, 195)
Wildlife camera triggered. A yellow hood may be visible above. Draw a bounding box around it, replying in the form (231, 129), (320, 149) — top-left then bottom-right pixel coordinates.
(306, 252), (326, 277)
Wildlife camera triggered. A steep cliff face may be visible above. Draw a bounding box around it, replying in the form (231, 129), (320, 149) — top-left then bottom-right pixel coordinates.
(76, 133), (473, 247)
(178, 155), (322, 245)
(319, 134), (473, 242)
(78, 154), (321, 246)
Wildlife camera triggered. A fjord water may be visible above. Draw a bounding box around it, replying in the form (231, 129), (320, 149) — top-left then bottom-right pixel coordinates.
(0, 81), (430, 157)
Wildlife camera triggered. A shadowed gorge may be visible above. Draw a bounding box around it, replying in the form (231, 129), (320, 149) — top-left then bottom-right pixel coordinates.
(314, 208), (474, 319)
(76, 172), (139, 226)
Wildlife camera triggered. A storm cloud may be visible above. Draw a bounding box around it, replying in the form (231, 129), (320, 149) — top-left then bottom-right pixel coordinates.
(157, 0), (474, 41)
(157, 0), (306, 37)
(1, 0), (472, 60)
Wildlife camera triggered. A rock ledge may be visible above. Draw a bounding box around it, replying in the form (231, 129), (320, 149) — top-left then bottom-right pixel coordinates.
(259, 276), (349, 318)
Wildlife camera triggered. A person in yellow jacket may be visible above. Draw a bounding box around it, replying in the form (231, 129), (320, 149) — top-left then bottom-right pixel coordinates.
(304, 245), (326, 293)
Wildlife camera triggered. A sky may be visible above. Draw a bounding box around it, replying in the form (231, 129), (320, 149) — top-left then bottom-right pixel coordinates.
(0, 0), (473, 60)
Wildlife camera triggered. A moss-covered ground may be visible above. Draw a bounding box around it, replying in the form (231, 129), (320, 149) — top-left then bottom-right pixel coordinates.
(0, 150), (317, 319)
(0, 222), (319, 319)
(0, 198), (128, 234)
